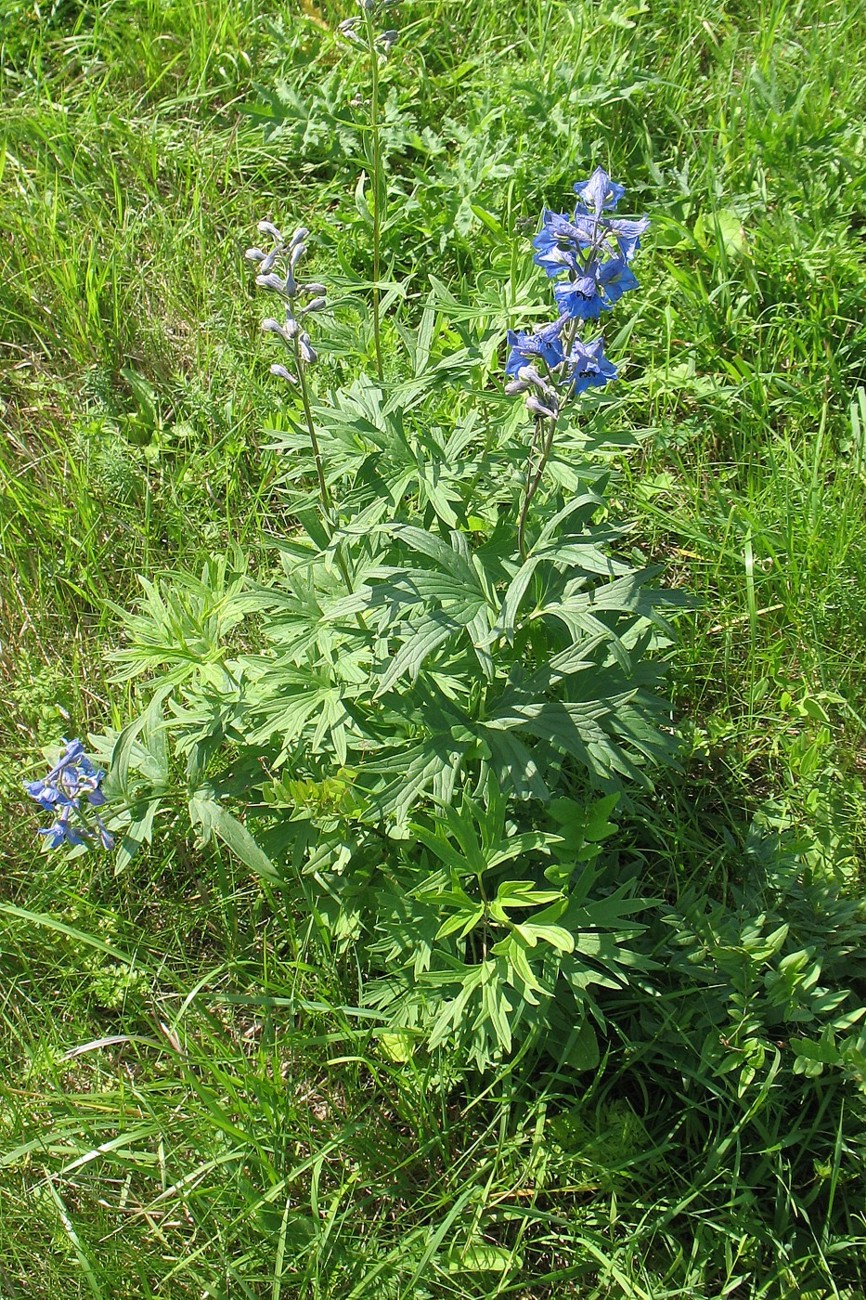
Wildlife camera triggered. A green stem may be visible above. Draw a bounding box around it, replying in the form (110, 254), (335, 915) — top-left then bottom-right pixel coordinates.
(292, 347), (362, 606)
(293, 339), (332, 519)
(363, 10), (385, 383)
(515, 317), (581, 557)
(517, 414), (557, 559)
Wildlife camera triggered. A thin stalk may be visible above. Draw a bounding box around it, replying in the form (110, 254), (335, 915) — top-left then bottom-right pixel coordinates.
(293, 338), (332, 518)
(517, 414), (557, 559)
(515, 318), (580, 556)
(363, 10), (385, 382)
(292, 343), (364, 604)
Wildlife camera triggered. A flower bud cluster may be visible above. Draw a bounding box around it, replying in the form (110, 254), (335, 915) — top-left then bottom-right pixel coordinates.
(504, 365), (561, 422)
(246, 221), (326, 386)
(505, 167), (647, 421)
(338, 0), (398, 54)
(25, 738), (114, 850)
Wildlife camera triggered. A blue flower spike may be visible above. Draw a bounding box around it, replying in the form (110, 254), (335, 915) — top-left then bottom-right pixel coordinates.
(509, 166), (648, 425)
(508, 167), (647, 555)
(25, 738), (114, 851)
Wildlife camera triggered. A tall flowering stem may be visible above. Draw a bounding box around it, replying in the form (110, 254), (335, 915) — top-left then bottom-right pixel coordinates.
(250, 221), (366, 605)
(506, 167), (649, 558)
(247, 221), (333, 521)
(363, 3), (385, 383)
(294, 343), (332, 516)
(516, 413), (557, 558)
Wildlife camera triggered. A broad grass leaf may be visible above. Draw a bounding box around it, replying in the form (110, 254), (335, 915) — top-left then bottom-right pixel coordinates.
(443, 1242), (521, 1273)
(188, 794), (282, 885)
(694, 207), (747, 257)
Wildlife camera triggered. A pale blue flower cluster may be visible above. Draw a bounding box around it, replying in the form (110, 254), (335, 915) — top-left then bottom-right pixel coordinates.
(246, 221), (327, 386)
(505, 167), (648, 417)
(25, 738), (114, 850)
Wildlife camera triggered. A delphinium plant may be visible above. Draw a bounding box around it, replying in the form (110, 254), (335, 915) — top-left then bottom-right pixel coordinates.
(26, 164), (683, 1069)
(25, 152), (866, 1088)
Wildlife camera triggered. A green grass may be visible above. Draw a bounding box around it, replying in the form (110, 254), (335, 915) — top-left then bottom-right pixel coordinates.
(3, 0), (866, 1294)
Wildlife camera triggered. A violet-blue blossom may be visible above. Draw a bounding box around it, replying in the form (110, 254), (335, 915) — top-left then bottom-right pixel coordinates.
(505, 319), (566, 376)
(25, 738), (114, 851)
(573, 166), (626, 214)
(533, 169), (649, 280)
(597, 257), (639, 304)
(553, 266), (609, 321)
(563, 337), (617, 394)
(532, 212), (588, 277)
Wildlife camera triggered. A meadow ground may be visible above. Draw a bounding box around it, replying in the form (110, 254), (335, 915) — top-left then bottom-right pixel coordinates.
(2, 0), (866, 1295)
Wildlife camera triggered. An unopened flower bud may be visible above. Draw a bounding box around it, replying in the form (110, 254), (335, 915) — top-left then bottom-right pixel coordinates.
(299, 283), (327, 296)
(257, 220), (284, 242)
(300, 296), (327, 314)
(270, 363), (298, 384)
(289, 242), (306, 269)
(298, 337), (317, 365)
(256, 272), (287, 294)
(505, 379), (529, 396)
(259, 245), (282, 274)
(290, 226), (310, 248)
(261, 317), (286, 336)
(518, 365), (558, 402)
(245, 247), (266, 263)
(284, 317), (301, 339)
(525, 395), (558, 420)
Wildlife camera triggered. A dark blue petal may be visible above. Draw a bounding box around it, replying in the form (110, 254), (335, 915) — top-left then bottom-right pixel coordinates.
(606, 216), (650, 260)
(94, 815), (115, 851)
(506, 323), (565, 378)
(564, 336), (617, 394)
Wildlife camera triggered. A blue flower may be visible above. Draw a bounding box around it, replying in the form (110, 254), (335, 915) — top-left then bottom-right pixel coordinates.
(564, 337), (617, 394)
(554, 265), (609, 321)
(571, 168), (649, 258)
(505, 319), (566, 375)
(533, 211), (588, 277)
(603, 216), (649, 262)
(533, 198), (649, 279)
(597, 257), (639, 304)
(25, 738), (112, 851)
(573, 166), (625, 214)
(39, 806), (89, 849)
